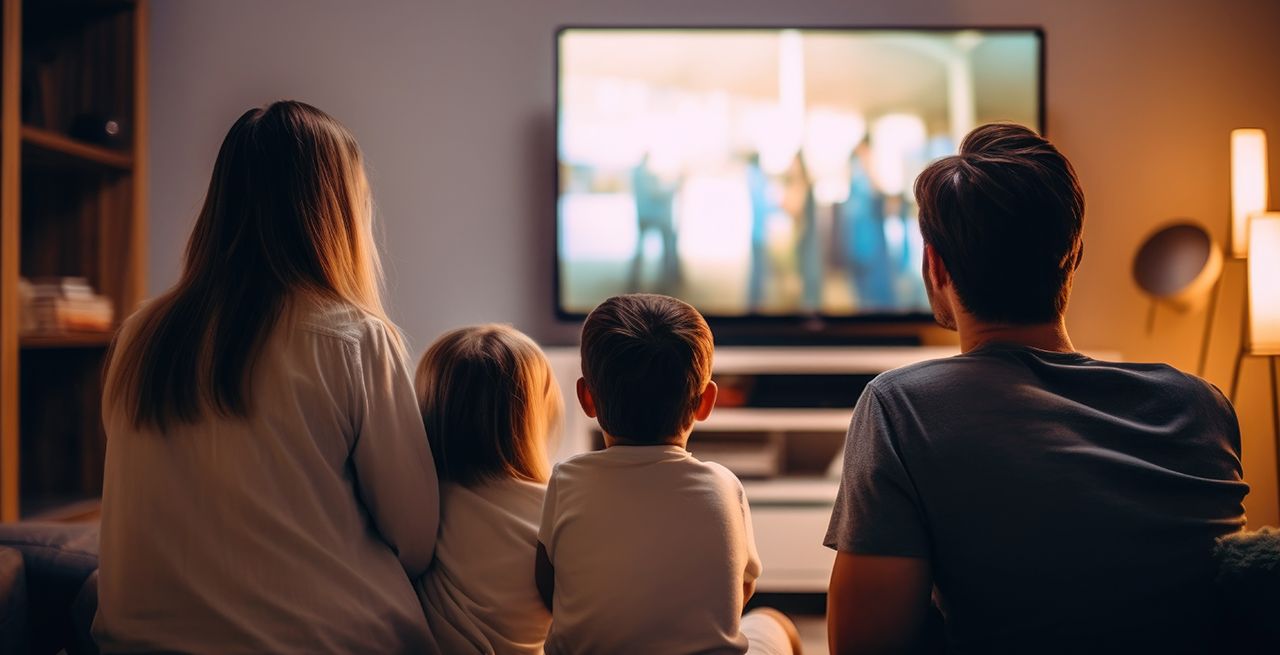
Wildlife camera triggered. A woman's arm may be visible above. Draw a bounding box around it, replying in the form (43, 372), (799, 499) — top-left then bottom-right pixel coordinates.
(351, 319), (440, 578)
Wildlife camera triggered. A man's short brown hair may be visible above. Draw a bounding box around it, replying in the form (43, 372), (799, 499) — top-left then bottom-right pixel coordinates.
(914, 123), (1085, 324)
(580, 294), (713, 443)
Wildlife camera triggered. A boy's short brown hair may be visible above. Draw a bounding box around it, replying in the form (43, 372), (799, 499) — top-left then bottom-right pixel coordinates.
(580, 294), (713, 443)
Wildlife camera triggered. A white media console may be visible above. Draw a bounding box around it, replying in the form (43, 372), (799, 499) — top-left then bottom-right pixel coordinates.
(544, 345), (961, 592)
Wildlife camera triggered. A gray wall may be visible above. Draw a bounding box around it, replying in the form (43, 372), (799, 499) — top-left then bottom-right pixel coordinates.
(148, 0), (1280, 524)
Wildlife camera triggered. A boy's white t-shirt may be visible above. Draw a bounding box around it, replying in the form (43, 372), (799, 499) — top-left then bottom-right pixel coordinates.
(538, 445), (762, 655)
(418, 478), (551, 654)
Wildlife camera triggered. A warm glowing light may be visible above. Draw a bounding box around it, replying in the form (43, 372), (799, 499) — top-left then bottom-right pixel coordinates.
(1231, 129), (1268, 258)
(802, 109), (867, 205)
(752, 30), (807, 176)
(778, 30), (805, 127)
(750, 106), (802, 176)
(1248, 213), (1280, 355)
(559, 77), (650, 168)
(870, 114), (927, 196)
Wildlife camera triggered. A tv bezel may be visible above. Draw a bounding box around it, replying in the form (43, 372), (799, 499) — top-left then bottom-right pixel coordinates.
(552, 24), (1047, 331)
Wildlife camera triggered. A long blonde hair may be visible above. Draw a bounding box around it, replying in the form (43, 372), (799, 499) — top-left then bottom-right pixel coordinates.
(415, 325), (562, 486)
(109, 101), (394, 430)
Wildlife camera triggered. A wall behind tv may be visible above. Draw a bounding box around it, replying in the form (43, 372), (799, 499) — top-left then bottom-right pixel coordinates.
(148, 0), (1280, 525)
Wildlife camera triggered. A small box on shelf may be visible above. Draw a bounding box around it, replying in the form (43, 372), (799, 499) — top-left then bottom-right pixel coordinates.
(21, 275), (114, 334)
(689, 437), (783, 479)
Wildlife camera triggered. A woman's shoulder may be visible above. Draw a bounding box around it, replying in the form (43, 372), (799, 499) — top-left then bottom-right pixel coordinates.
(290, 296), (398, 347)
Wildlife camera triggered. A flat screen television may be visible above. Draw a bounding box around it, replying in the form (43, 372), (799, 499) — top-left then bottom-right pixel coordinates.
(555, 27), (1044, 327)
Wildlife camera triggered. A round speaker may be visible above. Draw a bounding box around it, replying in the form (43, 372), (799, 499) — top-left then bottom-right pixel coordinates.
(1132, 221), (1223, 312)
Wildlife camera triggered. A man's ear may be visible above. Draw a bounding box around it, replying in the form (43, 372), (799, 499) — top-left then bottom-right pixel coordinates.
(693, 380), (718, 422)
(924, 243), (950, 289)
(576, 377), (597, 418)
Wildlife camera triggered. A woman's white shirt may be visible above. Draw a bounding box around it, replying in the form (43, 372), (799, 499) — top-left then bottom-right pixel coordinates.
(418, 478), (550, 654)
(94, 300), (441, 655)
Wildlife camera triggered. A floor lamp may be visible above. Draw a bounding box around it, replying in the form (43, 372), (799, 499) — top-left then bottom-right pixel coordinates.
(1214, 128), (1280, 512)
(1229, 212), (1280, 513)
(1198, 129), (1270, 376)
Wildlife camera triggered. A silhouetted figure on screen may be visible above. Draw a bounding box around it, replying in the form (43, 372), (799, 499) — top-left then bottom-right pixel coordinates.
(842, 145), (894, 310)
(628, 154), (680, 293)
(782, 154), (820, 312)
(745, 153), (775, 312)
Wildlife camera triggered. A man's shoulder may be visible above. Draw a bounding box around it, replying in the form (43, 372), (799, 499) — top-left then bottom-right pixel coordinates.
(1061, 355), (1233, 411)
(870, 350), (1222, 395)
(865, 354), (983, 397)
(1126, 362), (1236, 420)
(864, 351), (1236, 432)
(1128, 361), (1225, 393)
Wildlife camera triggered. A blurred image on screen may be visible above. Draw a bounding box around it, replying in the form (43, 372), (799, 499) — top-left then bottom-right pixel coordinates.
(557, 28), (1042, 317)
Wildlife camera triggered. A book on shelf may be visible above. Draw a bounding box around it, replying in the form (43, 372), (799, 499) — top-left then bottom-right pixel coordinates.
(20, 276), (114, 334)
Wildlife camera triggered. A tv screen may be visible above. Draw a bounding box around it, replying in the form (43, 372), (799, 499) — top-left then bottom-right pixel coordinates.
(556, 27), (1043, 320)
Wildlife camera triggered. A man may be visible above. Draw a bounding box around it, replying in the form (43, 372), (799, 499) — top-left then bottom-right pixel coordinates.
(825, 123), (1248, 654)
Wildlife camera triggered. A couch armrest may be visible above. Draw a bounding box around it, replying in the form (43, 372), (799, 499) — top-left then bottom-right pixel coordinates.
(0, 546), (29, 653)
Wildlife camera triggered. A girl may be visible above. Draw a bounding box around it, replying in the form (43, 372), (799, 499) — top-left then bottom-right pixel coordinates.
(97, 101), (440, 654)
(414, 324), (563, 654)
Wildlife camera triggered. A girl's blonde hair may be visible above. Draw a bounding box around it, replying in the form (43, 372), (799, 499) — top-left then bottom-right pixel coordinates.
(415, 325), (562, 486)
(108, 101), (394, 430)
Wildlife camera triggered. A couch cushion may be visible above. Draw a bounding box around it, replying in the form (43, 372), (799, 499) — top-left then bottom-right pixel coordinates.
(1216, 527), (1280, 651)
(0, 522), (99, 655)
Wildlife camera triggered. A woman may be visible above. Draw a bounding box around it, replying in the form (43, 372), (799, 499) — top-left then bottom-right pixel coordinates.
(95, 101), (440, 654)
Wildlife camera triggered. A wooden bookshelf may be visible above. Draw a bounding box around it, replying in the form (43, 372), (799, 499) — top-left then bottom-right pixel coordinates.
(0, 0), (147, 521)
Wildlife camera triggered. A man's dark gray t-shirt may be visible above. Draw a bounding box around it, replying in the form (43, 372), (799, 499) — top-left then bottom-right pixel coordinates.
(824, 344), (1248, 653)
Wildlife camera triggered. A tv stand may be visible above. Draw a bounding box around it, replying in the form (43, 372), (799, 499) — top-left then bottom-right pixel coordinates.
(545, 344), (958, 592)
(709, 321), (927, 347)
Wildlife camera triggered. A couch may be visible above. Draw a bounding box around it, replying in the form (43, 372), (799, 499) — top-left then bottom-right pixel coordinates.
(0, 522), (1275, 654)
(0, 522), (99, 655)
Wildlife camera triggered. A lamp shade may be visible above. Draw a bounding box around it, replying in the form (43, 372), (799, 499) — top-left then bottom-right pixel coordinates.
(1231, 129), (1268, 258)
(1248, 212), (1280, 355)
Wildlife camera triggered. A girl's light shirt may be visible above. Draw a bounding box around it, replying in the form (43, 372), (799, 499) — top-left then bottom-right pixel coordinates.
(419, 478), (551, 654)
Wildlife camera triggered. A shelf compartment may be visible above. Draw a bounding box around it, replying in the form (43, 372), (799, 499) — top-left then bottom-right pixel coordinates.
(743, 477), (840, 506)
(711, 346), (961, 374)
(22, 124), (132, 170)
(699, 408), (853, 432)
(752, 506), (836, 592)
(689, 432), (782, 479)
(20, 153), (135, 321)
(19, 347), (109, 519)
(22, 2), (136, 139)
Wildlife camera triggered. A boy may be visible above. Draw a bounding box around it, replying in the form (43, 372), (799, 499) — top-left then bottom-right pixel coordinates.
(535, 293), (801, 655)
